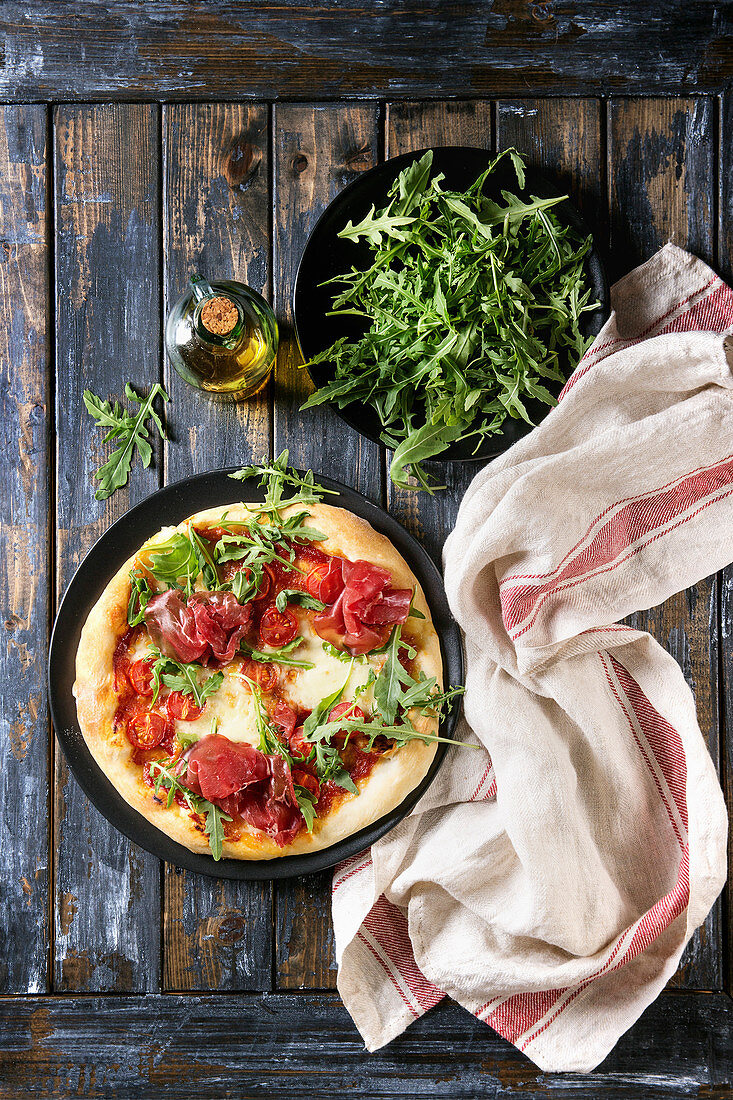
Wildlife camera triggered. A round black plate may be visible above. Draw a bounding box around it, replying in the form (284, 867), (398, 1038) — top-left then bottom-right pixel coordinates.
(48, 469), (464, 880)
(294, 145), (610, 463)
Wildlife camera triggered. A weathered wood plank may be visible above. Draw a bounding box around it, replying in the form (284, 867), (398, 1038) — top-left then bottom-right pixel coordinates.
(2, 3), (732, 101)
(0, 991), (731, 1098)
(717, 90), (733, 997)
(496, 98), (605, 247)
(53, 103), (162, 992)
(609, 96), (721, 991)
(162, 103), (272, 992)
(0, 105), (50, 993)
(385, 100), (493, 564)
(272, 103), (380, 989)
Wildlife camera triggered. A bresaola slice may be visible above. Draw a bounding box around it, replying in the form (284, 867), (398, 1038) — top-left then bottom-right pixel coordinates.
(313, 558), (412, 654)
(145, 590), (252, 666)
(184, 734), (302, 847)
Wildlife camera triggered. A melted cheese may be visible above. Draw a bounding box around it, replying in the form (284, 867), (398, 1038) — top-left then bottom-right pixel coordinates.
(280, 624), (384, 713)
(174, 666), (260, 747)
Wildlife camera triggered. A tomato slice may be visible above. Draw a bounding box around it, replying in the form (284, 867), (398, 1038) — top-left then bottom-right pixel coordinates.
(128, 658), (155, 696)
(289, 725), (312, 759)
(272, 699), (297, 738)
(258, 603), (298, 647)
(244, 659), (279, 693)
(306, 560), (343, 604)
(166, 691), (204, 722)
(328, 702), (365, 741)
(254, 564), (274, 602)
(292, 768), (320, 798)
(125, 710), (170, 750)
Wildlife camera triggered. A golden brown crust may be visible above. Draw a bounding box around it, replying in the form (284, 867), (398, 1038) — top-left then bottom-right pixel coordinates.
(74, 501), (443, 860)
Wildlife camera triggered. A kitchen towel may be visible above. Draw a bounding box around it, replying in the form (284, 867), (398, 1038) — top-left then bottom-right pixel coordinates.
(332, 243), (731, 1072)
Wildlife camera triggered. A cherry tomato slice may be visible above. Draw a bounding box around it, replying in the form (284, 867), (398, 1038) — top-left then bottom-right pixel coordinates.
(328, 702), (365, 741)
(306, 559), (344, 604)
(258, 603), (298, 647)
(244, 659), (279, 693)
(128, 658), (155, 697)
(254, 564), (274, 602)
(289, 725), (312, 759)
(166, 691), (204, 722)
(292, 768), (320, 798)
(125, 710), (169, 750)
(272, 699), (297, 738)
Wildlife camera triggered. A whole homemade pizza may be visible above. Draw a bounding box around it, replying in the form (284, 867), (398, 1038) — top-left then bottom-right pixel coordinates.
(73, 454), (460, 860)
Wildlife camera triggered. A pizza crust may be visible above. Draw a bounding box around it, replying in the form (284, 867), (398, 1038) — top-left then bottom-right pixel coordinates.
(74, 501), (443, 860)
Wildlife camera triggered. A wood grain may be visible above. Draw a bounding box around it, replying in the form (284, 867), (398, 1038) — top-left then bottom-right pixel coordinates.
(272, 103), (380, 988)
(496, 98), (605, 248)
(609, 96), (722, 991)
(2, 2), (732, 101)
(0, 991), (731, 1098)
(385, 100), (493, 564)
(0, 105), (50, 993)
(53, 103), (162, 992)
(162, 103), (272, 991)
(718, 89), (733, 996)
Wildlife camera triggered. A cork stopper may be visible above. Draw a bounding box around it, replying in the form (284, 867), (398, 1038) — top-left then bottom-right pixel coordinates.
(200, 295), (239, 336)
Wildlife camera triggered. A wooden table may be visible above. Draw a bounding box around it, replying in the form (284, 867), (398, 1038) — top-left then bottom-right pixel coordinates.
(1, 7), (732, 1096)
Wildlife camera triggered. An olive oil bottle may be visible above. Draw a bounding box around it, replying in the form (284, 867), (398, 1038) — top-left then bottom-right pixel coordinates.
(165, 274), (278, 399)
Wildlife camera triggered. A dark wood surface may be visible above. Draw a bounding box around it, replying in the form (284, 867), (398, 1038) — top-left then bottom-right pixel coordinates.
(1, 34), (732, 1096)
(2, 3), (733, 100)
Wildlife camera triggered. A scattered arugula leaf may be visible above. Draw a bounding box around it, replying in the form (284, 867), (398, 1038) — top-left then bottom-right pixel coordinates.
(229, 449), (338, 518)
(127, 568), (154, 626)
(240, 636), (315, 670)
(294, 785), (318, 832)
(149, 759), (232, 861)
(275, 588), (326, 614)
(321, 641), (366, 663)
(302, 148), (597, 491)
(84, 383), (169, 501)
(146, 646), (223, 708)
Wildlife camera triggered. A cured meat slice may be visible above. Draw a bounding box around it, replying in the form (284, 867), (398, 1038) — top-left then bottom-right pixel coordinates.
(313, 558), (412, 654)
(145, 590), (252, 666)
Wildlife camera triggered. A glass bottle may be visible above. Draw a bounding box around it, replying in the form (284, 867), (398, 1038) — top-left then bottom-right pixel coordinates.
(165, 274), (278, 399)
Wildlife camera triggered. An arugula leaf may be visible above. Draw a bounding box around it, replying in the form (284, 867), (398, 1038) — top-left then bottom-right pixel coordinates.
(294, 785), (318, 832)
(322, 641), (366, 664)
(146, 531), (202, 595)
(275, 588), (325, 613)
(127, 569), (154, 626)
(372, 626), (414, 724)
(229, 449), (338, 516)
(147, 646), (223, 708)
(84, 383), (169, 501)
(302, 148), (597, 490)
(204, 802), (230, 861)
(240, 637), (315, 670)
(149, 757), (231, 860)
(302, 664), (353, 741)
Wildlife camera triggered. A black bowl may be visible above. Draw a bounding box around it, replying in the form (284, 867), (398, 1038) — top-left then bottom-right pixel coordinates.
(294, 145), (610, 463)
(48, 469), (464, 881)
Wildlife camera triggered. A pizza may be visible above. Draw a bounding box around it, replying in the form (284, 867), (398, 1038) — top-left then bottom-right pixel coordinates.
(73, 454), (458, 860)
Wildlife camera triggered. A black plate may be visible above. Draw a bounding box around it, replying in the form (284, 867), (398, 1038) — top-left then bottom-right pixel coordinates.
(48, 469), (464, 880)
(294, 145), (610, 462)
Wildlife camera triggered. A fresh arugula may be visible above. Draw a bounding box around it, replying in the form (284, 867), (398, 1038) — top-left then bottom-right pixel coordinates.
(321, 641), (367, 664)
(146, 646), (224, 708)
(146, 530), (206, 596)
(275, 588), (325, 613)
(302, 148), (596, 491)
(127, 568), (154, 626)
(149, 759), (231, 861)
(229, 449), (338, 517)
(240, 636), (315, 670)
(293, 785), (318, 832)
(84, 383), (169, 501)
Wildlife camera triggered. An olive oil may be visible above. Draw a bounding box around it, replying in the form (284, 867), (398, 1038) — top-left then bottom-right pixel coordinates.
(165, 274), (278, 399)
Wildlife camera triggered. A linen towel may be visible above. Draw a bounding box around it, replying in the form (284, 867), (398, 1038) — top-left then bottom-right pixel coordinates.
(332, 243), (731, 1072)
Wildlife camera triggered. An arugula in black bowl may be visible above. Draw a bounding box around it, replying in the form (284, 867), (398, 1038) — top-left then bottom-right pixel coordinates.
(294, 146), (609, 492)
